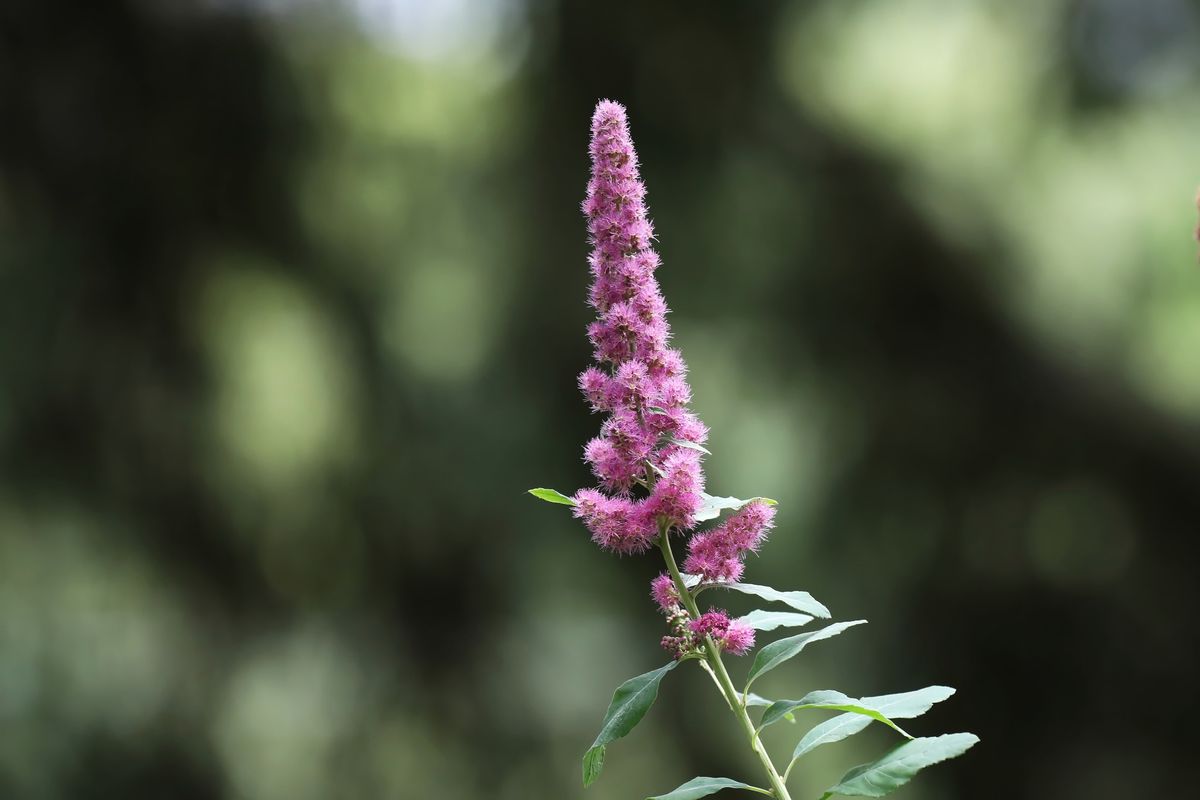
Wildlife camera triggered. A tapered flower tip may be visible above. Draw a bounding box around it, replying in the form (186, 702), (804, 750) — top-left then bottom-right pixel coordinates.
(591, 99), (628, 130)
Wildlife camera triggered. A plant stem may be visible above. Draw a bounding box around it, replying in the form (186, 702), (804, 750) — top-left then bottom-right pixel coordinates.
(658, 534), (793, 800)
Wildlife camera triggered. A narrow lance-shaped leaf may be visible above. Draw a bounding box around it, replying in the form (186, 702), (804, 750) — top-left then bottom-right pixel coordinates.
(735, 609), (814, 632)
(820, 733), (979, 798)
(693, 493), (778, 523)
(582, 662), (679, 787)
(647, 776), (770, 800)
(758, 690), (909, 737)
(528, 488), (576, 506)
(698, 582), (831, 619)
(745, 620), (866, 689)
(744, 692), (774, 708)
(791, 686), (956, 763)
(669, 437), (712, 455)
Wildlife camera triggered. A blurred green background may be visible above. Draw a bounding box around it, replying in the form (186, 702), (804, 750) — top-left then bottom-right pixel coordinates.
(2, 1), (1198, 798)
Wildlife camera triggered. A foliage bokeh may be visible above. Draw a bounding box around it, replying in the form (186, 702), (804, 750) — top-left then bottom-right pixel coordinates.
(1, 1), (1198, 798)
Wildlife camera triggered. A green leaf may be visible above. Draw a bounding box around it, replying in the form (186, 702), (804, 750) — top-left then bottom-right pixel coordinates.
(744, 692), (775, 708)
(791, 686), (956, 762)
(759, 691), (909, 737)
(647, 776), (769, 800)
(821, 733), (979, 798)
(862, 686), (956, 718)
(745, 620), (866, 688)
(528, 488), (576, 506)
(735, 610), (814, 632)
(669, 437), (712, 455)
(583, 747), (605, 787)
(693, 493), (778, 523)
(583, 662), (679, 787)
(700, 582), (831, 619)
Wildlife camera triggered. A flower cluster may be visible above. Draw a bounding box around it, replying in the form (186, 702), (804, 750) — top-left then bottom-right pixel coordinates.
(571, 100), (709, 554)
(683, 501), (776, 582)
(650, 573), (679, 611)
(660, 605), (756, 659)
(690, 609), (756, 656)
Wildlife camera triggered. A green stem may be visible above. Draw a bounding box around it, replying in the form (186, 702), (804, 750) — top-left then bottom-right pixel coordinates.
(658, 534), (793, 800)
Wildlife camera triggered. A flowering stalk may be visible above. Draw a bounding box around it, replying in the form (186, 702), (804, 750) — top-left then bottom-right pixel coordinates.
(659, 529), (792, 799)
(530, 100), (977, 800)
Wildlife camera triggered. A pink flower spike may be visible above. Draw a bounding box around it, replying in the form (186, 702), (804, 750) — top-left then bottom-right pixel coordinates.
(568, 100), (711, 557)
(724, 501), (776, 553)
(682, 500), (775, 581)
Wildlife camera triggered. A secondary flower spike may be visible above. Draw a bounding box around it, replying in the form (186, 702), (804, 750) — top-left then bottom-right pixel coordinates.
(571, 100), (709, 553)
(683, 501), (776, 582)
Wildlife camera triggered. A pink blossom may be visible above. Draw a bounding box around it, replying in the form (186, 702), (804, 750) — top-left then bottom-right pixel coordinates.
(687, 608), (755, 656)
(572, 100), (710, 553)
(645, 450), (705, 531)
(650, 573), (679, 611)
(683, 501), (775, 581)
(578, 367), (612, 412)
(723, 501), (775, 553)
(682, 536), (745, 582)
(721, 621), (756, 656)
(689, 609), (734, 638)
(572, 489), (657, 555)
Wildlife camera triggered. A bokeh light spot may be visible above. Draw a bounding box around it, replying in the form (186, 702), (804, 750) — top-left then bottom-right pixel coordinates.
(1027, 479), (1136, 587)
(387, 260), (495, 382)
(197, 263), (361, 487)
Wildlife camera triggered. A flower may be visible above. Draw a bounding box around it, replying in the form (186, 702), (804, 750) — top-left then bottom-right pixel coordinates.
(572, 99), (709, 552)
(687, 608), (756, 656)
(720, 621), (756, 656)
(651, 573), (679, 611)
(689, 609), (734, 638)
(645, 449), (705, 531)
(572, 488), (656, 555)
(683, 501), (776, 582)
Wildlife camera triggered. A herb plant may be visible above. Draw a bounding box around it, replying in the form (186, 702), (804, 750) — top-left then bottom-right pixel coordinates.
(530, 100), (977, 800)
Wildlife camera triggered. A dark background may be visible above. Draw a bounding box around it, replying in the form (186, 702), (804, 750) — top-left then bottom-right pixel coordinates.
(1, 1), (1198, 798)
